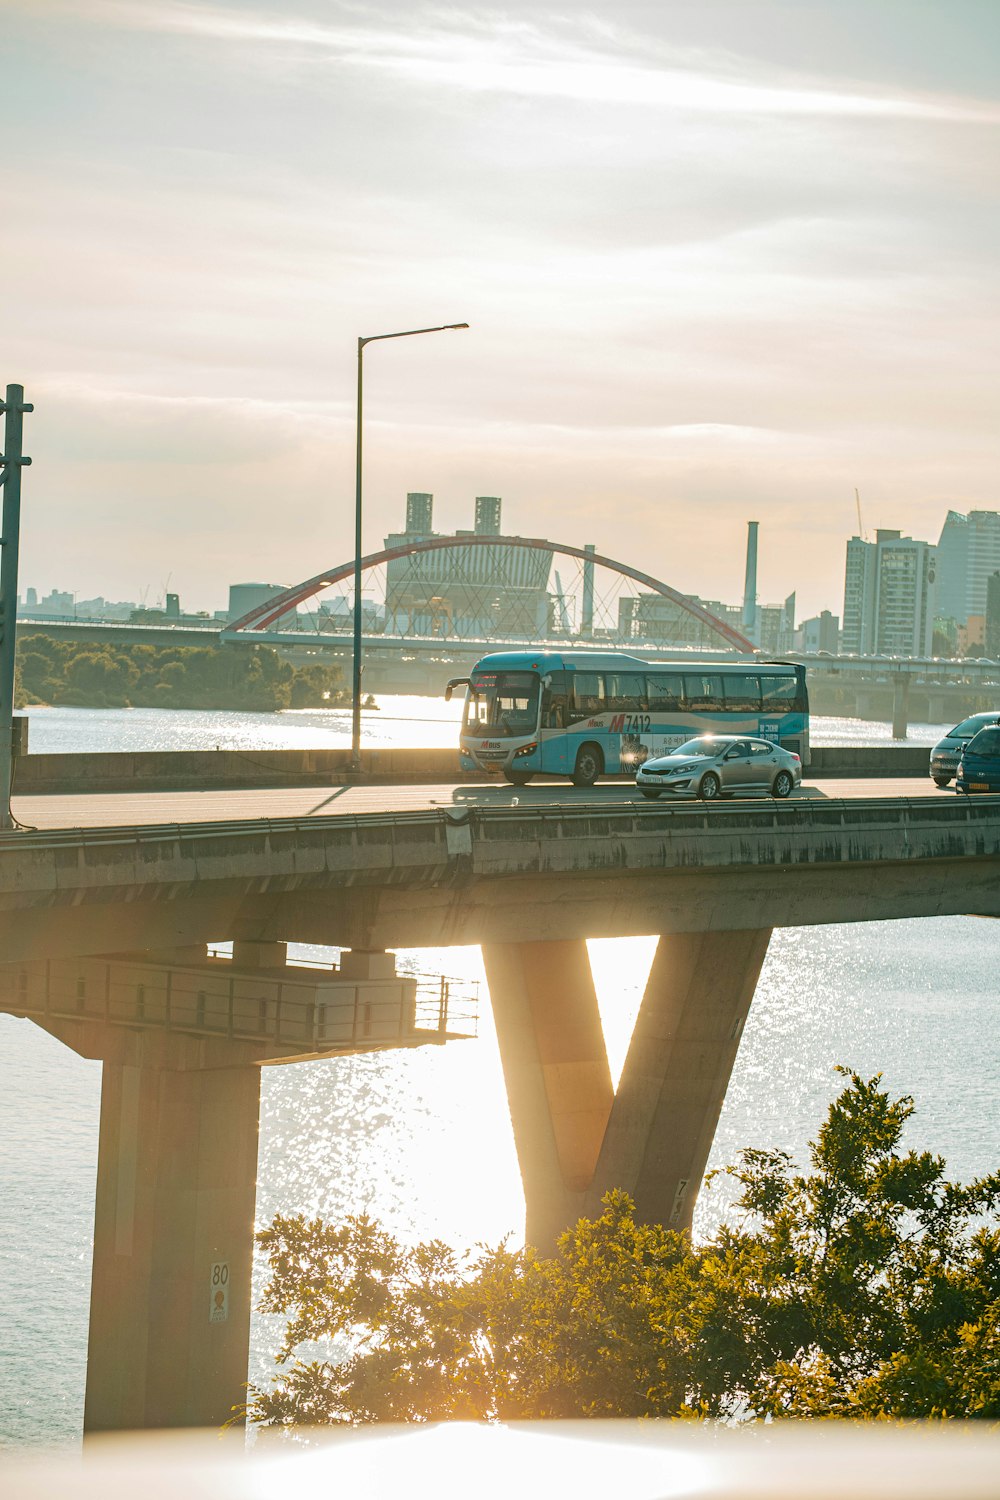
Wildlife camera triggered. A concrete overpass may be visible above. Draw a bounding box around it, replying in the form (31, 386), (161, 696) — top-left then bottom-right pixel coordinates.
(1, 768), (997, 1433)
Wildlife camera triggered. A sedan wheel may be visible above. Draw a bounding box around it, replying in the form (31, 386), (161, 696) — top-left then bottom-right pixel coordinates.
(933, 776), (951, 788)
(772, 769), (794, 799)
(640, 788), (661, 800)
(699, 772), (720, 801)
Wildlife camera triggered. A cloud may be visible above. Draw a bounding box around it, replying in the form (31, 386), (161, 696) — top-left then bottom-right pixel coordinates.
(51, 1), (1000, 124)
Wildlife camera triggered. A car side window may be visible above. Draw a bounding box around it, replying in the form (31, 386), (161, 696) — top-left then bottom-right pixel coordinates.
(750, 742), (773, 757)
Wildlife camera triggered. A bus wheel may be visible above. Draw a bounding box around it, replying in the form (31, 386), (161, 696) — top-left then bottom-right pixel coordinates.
(698, 772), (720, 801)
(572, 744), (603, 787)
(504, 768), (533, 786)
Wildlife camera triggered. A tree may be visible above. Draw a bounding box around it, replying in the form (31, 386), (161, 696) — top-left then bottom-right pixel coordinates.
(243, 1072), (1000, 1430)
(13, 634), (344, 712)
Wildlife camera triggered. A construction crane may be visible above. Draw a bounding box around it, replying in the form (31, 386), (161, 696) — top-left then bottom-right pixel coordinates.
(855, 487), (867, 541)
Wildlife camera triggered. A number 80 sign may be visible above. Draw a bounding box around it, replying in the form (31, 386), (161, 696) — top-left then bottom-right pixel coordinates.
(209, 1261), (229, 1323)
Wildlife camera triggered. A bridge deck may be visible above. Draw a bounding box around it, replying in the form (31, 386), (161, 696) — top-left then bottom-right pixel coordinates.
(0, 777), (997, 956)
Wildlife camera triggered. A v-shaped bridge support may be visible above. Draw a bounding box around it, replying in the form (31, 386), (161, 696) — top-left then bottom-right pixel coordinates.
(483, 928), (772, 1252)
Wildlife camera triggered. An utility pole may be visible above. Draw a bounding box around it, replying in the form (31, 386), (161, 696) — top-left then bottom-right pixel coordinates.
(0, 385), (32, 831)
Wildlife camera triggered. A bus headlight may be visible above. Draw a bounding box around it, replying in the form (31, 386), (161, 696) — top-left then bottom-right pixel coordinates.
(513, 742), (537, 758)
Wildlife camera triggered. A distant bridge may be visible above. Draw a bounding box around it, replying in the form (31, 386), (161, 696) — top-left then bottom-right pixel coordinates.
(224, 532), (758, 652)
(17, 612), (1000, 685)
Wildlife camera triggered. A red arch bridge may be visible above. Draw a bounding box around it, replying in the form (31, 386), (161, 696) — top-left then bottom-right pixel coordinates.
(227, 534), (755, 654)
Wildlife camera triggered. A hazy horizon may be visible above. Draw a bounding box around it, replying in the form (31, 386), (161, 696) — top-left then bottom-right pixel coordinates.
(4, 0), (998, 618)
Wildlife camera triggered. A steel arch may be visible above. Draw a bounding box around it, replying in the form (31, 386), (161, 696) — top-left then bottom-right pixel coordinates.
(227, 534), (756, 653)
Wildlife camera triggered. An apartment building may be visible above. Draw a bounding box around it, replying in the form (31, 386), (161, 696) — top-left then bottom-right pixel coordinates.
(842, 530), (935, 656)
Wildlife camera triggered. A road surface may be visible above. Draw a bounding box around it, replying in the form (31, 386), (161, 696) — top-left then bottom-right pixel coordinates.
(8, 775), (960, 831)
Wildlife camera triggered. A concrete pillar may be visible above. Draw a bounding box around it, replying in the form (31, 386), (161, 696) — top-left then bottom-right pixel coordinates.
(586, 928), (771, 1232)
(84, 1060), (261, 1432)
(482, 940), (613, 1251)
(485, 930), (771, 1251)
(891, 674), (911, 741)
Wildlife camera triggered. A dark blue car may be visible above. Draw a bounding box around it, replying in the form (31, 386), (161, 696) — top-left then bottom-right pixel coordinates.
(956, 725), (1000, 793)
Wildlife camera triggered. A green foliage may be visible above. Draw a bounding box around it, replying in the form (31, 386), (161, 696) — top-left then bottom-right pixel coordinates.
(244, 1072), (1000, 1430)
(15, 634), (345, 712)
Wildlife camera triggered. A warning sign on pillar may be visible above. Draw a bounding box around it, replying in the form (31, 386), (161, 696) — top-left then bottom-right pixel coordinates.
(209, 1262), (230, 1323)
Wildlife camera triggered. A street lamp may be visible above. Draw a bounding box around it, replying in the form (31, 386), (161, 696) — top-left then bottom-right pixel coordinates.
(352, 321), (469, 771)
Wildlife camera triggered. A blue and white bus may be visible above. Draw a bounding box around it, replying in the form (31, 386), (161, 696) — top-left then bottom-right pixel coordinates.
(446, 650), (809, 786)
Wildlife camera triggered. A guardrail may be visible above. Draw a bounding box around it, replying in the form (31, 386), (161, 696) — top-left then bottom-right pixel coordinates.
(0, 792), (998, 876)
(9, 744), (933, 795)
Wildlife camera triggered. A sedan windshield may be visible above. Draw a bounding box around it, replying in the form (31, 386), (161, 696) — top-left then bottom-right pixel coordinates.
(674, 737), (733, 758)
(950, 715), (997, 739)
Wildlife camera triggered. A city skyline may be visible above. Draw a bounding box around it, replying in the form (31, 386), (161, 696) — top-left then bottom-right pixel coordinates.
(20, 496), (1000, 636)
(4, 1), (1000, 618)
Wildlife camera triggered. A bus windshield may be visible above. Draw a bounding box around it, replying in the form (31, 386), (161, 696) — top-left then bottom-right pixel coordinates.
(465, 671), (540, 738)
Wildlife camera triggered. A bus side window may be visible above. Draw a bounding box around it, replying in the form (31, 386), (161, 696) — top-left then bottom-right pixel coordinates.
(605, 673), (646, 712)
(723, 674), (762, 712)
(569, 672), (605, 722)
(760, 674), (799, 712)
(684, 674), (725, 711)
(647, 673), (685, 712)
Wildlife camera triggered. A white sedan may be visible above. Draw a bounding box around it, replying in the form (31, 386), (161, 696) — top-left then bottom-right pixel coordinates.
(635, 735), (802, 801)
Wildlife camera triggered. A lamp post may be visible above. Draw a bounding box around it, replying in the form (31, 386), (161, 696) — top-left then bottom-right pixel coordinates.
(0, 384), (32, 831)
(352, 322), (468, 771)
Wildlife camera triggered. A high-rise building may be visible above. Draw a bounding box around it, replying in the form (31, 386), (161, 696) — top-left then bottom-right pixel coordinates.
(936, 510), (1000, 625)
(935, 511), (968, 623)
(842, 537), (877, 653)
(405, 492), (434, 535)
(385, 495), (551, 637)
(841, 530), (936, 656)
(474, 496), (502, 534)
(986, 572), (1000, 660)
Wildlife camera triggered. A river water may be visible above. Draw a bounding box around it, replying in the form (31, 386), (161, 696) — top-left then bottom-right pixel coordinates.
(1, 701), (998, 1448)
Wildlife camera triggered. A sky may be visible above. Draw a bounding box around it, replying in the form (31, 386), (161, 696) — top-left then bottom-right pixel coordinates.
(3, 0), (999, 618)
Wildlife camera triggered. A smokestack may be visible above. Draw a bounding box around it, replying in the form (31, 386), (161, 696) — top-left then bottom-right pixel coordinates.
(742, 521), (759, 635)
(581, 543), (596, 635)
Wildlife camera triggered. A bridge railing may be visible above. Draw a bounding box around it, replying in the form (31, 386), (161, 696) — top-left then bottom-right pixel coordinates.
(0, 954), (478, 1052)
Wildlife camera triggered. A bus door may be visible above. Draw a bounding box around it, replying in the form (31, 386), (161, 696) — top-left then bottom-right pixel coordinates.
(539, 671), (572, 771)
